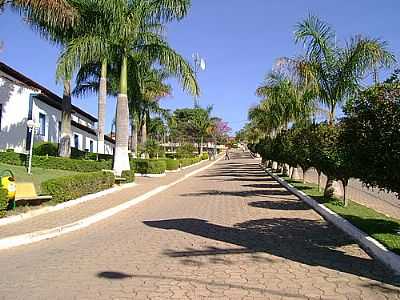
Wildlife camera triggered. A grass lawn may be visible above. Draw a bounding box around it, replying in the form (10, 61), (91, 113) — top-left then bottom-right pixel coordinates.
(281, 175), (400, 255)
(0, 163), (79, 193)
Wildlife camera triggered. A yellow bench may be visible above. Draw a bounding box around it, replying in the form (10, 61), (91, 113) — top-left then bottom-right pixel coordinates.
(14, 182), (52, 207)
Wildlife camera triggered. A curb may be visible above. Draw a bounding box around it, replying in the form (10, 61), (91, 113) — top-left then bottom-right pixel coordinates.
(261, 165), (400, 275)
(0, 182), (137, 228)
(0, 157), (223, 250)
(135, 173), (166, 178)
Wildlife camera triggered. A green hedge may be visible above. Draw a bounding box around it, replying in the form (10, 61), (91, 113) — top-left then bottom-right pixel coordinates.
(0, 151), (112, 172)
(131, 159), (166, 174)
(0, 184), (8, 217)
(33, 142), (58, 156)
(41, 171), (115, 203)
(201, 152), (209, 160)
(0, 152), (26, 166)
(165, 159), (180, 171)
(192, 156), (202, 164)
(121, 170), (135, 183)
(179, 158), (192, 168)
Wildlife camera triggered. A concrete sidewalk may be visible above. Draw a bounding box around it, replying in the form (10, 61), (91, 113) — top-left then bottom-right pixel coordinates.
(0, 159), (214, 241)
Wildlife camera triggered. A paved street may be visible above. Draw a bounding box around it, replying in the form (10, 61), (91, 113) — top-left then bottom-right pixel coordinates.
(0, 152), (399, 300)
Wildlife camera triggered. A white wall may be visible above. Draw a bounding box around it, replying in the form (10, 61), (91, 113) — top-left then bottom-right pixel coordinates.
(0, 75), (34, 153)
(0, 72), (114, 155)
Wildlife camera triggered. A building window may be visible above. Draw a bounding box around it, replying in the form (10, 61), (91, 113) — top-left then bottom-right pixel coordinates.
(58, 122), (62, 142)
(74, 134), (79, 149)
(38, 113), (46, 136)
(0, 104), (2, 132)
(89, 140), (94, 153)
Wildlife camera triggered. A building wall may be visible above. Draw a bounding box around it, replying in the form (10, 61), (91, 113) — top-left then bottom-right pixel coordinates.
(0, 73), (114, 155)
(0, 75), (34, 153)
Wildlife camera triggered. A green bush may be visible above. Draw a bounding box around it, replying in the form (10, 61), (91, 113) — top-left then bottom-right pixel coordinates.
(176, 143), (196, 158)
(41, 171), (115, 203)
(0, 151), (26, 166)
(0, 184), (8, 217)
(121, 170), (135, 183)
(131, 159), (166, 174)
(201, 152), (209, 160)
(191, 156), (201, 165)
(71, 148), (113, 161)
(179, 158), (192, 168)
(0, 152), (112, 172)
(32, 156), (112, 172)
(165, 159), (179, 171)
(33, 142), (58, 157)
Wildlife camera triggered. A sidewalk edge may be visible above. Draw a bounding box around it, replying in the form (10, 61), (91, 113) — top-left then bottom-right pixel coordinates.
(261, 165), (400, 275)
(0, 157), (223, 250)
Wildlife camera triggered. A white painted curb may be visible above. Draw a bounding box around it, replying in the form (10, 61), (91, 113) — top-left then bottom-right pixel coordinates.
(261, 165), (400, 275)
(135, 173), (166, 178)
(0, 157), (223, 250)
(0, 182), (137, 228)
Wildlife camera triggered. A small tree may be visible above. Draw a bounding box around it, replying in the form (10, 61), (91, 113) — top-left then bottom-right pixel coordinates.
(313, 124), (353, 205)
(343, 83), (400, 198)
(291, 126), (313, 183)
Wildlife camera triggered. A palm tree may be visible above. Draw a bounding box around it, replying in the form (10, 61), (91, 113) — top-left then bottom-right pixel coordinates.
(293, 15), (395, 125)
(58, 0), (199, 174)
(1, 0), (77, 27)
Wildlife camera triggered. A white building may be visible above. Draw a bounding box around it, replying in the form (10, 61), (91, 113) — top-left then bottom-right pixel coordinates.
(0, 62), (115, 154)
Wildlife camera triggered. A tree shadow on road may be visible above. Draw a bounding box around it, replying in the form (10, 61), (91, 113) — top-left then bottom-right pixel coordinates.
(249, 200), (310, 211)
(96, 271), (312, 299)
(181, 189), (292, 198)
(143, 218), (400, 288)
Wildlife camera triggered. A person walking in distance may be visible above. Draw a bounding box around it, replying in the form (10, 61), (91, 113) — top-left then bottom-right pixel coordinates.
(225, 148), (230, 160)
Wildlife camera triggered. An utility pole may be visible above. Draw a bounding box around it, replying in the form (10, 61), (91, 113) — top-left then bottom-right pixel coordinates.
(192, 53), (206, 107)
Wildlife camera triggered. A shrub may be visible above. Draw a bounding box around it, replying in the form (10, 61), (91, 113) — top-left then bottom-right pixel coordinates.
(33, 142), (58, 157)
(179, 158), (192, 168)
(343, 83), (400, 197)
(0, 151), (26, 166)
(0, 152), (112, 172)
(201, 152), (209, 160)
(176, 143), (196, 158)
(32, 156), (112, 172)
(131, 159), (166, 174)
(165, 159), (180, 171)
(191, 156), (202, 165)
(121, 170), (135, 183)
(41, 171), (115, 203)
(0, 184), (8, 217)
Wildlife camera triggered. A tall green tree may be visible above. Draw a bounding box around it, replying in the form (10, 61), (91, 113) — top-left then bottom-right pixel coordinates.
(58, 0), (199, 174)
(293, 15), (395, 124)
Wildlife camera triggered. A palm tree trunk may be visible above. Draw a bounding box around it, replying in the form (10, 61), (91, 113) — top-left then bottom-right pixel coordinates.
(58, 80), (72, 157)
(97, 59), (107, 154)
(113, 56), (130, 175)
(141, 113), (147, 145)
(200, 136), (203, 154)
(130, 119), (138, 158)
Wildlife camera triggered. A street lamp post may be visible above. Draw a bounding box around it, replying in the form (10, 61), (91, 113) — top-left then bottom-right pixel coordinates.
(27, 119), (38, 175)
(192, 53), (206, 107)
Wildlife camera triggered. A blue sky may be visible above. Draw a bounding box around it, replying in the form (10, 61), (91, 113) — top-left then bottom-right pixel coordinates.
(1, 0), (399, 133)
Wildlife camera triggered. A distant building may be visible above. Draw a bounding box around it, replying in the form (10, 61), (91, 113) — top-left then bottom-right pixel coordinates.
(0, 62), (115, 154)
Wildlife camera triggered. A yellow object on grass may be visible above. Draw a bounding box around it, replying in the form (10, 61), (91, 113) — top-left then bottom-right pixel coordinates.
(1, 170), (16, 200)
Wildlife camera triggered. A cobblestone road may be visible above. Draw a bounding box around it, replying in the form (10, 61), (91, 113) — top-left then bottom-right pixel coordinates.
(0, 152), (399, 299)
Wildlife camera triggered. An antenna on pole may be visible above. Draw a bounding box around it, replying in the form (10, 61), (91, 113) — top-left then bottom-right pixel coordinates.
(192, 53), (206, 107)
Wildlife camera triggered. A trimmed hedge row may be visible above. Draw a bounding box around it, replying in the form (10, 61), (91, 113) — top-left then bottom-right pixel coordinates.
(41, 171), (115, 203)
(131, 159), (166, 174)
(0, 151), (112, 172)
(33, 142), (113, 161)
(121, 170), (135, 183)
(165, 159), (180, 171)
(201, 152), (209, 160)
